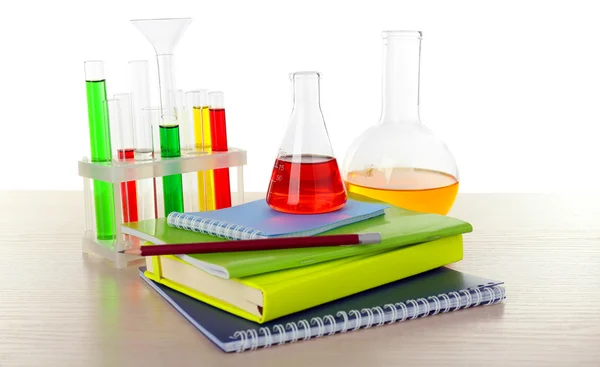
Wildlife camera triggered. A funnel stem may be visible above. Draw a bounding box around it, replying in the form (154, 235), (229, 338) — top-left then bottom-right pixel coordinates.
(156, 54), (178, 125)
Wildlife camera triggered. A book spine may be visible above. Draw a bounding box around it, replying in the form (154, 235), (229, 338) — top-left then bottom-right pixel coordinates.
(230, 284), (506, 352)
(167, 212), (264, 240)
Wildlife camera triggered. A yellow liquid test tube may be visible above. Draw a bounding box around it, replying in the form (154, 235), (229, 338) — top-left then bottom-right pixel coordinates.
(193, 104), (216, 211)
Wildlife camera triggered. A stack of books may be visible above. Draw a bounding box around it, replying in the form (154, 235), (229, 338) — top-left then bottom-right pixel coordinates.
(122, 194), (506, 353)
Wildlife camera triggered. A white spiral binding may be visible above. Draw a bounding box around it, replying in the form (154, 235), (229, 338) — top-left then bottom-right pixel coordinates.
(231, 284), (506, 352)
(323, 315), (336, 335)
(361, 308), (374, 328)
(259, 327), (272, 349)
(166, 212), (264, 240)
(482, 288), (492, 305)
(286, 322), (299, 343)
(311, 317), (326, 337)
(337, 311), (349, 333)
(298, 319), (311, 340)
(383, 304), (398, 323)
(406, 300), (419, 320)
(428, 295), (441, 316)
(395, 301), (409, 322)
(373, 306), (385, 327)
(449, 291), (462, 311)
(348, 310), (362, 330)
(417, 298), (430, 317)
(439, 293), (451, 313)
(273, 324), (286, 346)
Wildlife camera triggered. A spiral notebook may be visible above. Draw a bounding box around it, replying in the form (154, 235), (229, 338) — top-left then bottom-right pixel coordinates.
(123, 201), (471, 279)
(165, 198), (388, 240)
(139, 266), (506, 353)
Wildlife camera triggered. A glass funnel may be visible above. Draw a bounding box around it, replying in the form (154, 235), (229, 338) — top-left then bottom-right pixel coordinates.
(266, 71), (347, 214)
(342, 31), (459, 215)
(131, 17), (190, 215)
(131, 17), (191, 126)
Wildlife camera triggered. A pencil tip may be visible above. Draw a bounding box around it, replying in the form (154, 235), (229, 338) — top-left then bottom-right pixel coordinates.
(118, 250), (125, 253)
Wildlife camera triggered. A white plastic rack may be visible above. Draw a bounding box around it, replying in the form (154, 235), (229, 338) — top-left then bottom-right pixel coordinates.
(78, 147), (247, 268)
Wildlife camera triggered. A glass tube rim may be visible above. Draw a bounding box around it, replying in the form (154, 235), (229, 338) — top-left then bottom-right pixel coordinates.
(185, 89), (209, 94)
(130, 17), (192, 23)
(382, 30), (422, 39)
(289, 71), (321, 80)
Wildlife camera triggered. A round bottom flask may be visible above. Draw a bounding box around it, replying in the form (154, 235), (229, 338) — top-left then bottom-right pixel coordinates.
(342, 31), (459, 215)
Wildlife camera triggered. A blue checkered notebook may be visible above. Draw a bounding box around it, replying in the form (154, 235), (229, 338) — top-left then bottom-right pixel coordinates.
(139, 266), (506, 353)
(166, 198), (388, 240)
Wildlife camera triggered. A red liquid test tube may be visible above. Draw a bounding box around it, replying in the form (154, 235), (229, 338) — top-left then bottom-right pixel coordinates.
(110, 94), (139, 222)
(208, 91), (232, 209)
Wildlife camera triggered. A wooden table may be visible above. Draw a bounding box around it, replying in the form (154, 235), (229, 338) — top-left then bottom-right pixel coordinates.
(1, 191), (599, 366)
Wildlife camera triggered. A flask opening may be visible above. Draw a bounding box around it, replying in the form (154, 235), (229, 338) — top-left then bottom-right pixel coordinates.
(382, 30), (422, 40)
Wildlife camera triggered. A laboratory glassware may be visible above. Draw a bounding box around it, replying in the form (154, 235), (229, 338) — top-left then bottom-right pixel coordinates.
(131, 17), (191, 124)
(84, 60), (116, 241)
(186, 89), (216, 211)
(128, 60), (154, 161)
(111, 94), (139, 223)
(142, 106), (166, 218)
(131, 17), (190, 215)
(342, 31), (459, 215)
(129, 60), (157, 219)
(208, 91), (232, 209)
(265, 71), (347, 214)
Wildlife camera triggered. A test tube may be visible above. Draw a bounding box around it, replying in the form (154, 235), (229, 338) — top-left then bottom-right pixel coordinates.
(179, 88), (197, 212)
(208, 91), (232, 209)
(84, 60), (116, 241)
(128, 60), (154, 160)
(159, 121), (185, 215)
(186, 90), (216, 211)
(175, 89), (193, 155)
(111, 94), (139, 223)
(155, 109), (184, 214)
(129, 60), (157, 220)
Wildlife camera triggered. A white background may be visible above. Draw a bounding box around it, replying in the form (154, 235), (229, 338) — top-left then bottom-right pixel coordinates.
(1, 0), (599, 193)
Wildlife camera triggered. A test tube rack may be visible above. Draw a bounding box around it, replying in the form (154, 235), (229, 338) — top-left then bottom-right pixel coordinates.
(78, 147), (247, 268)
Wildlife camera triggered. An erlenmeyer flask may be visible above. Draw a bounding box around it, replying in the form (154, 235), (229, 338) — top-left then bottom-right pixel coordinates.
(342, 31), (459, 215)
(266, 71), (347, 214)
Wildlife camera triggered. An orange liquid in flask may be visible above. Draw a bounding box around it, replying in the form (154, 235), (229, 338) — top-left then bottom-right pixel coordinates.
(266, 154), (347, 214)
(345, 168), (458, 215)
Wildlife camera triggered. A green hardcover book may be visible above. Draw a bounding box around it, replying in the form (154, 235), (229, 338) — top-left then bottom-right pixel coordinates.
(122, 194), (472, 279)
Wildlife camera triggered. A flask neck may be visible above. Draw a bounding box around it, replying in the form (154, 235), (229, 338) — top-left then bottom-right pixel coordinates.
(380, 32), (422, 124)
(291, 72), (322, 117)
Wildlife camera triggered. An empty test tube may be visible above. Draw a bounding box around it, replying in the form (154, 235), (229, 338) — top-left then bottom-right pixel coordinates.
(129, 60), (154, 160)
(129, 60), (158, 219)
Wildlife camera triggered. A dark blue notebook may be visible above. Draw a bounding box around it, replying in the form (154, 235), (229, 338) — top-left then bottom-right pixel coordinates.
(139, 266), (506, 353)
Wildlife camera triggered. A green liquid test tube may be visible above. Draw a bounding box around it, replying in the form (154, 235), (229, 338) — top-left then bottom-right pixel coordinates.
(84, 61), (116, 241)
(160, 123), (184, 214)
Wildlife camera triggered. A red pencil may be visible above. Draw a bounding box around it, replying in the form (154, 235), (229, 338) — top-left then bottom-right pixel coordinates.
(119, 233), (381, 256)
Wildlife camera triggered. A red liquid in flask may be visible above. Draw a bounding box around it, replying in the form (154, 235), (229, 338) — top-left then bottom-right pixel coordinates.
(266, 154), (347, 214)
(117, 149), (138, 222)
